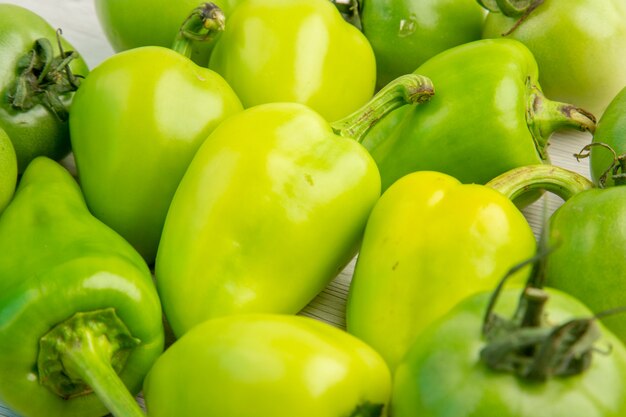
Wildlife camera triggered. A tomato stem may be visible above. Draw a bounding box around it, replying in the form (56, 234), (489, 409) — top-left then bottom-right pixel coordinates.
(171, 2), (225, 58)
(38, 309), (145, 417)
(330, 74), (434, 143)
(487, 164), (594, 202)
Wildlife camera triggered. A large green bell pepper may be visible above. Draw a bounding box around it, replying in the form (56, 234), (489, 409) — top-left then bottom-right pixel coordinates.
(0, 4), (89, 172)
(208, 0), (376, 121)
(155, 74), (434, 337)
(0, 157), (163, 417)
(143, 314), (392, 417)
(346, 170), (537, 370)
(70, 5), (243, 264)
(360, 38), (596, 191)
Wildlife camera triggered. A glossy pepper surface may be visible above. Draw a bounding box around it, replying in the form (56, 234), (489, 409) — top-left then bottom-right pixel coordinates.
(346, 170), (536, 370)
(208, 0), (376, 121)
(480, 0), (626, 116)
(155, 74), (434, 337)
(360, 38), (596, 191)
(143, 314), (392, 417)
(0, 157), (163, 417)
(0, 127), (17, 214)
(70, 4), (243, 264)
(356, 0), (484, 89)
(0, 4), (89, 172)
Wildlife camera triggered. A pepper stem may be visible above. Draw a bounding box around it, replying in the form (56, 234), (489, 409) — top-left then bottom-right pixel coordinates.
(486, 164), (594, 202)
(330, 74), (434, 143)
(8, 31), (82, 122)
(171, 2), (225, 58)
(526, 81), (596, 160)
(38, 309), (144, 417)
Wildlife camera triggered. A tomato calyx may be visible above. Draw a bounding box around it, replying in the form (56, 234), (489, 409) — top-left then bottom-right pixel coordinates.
(477, 0), (544, 35)
(8, 30), (82, 122)
(331, 0), (362, 30)
(479, 251), (604, 381)
(575, 143), (626, 187)
(171, 2), (225, 58)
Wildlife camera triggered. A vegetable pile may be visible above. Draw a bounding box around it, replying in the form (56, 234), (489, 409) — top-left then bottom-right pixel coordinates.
(0, 0), (625, 416)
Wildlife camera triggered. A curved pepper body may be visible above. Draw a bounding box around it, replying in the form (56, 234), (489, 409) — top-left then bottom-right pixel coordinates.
(0, 4), (89, 172)
(70, 46), (242, 263)
(482, 0), (626, 116)
(346, 171), (536, 370)
(155, 102), (380, 337)
(0, 157), (163, 417)
(392, 288), (626, 417)
(0, 127), (17, 214)
(360, 38), (589, 191)
(360, 0), (484, 90)
(208, 0), (376, 121)
(144, 314), (391, 417)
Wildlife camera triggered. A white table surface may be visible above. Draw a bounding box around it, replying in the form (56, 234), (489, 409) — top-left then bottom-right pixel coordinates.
(0, 1), (594, 416)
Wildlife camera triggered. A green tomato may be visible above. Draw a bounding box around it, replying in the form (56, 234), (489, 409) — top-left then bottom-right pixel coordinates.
(393, 286), (626, 417)
(0, 4), (89, 172)
(143, 314), (391, 417)
(208, 0), (376, 121)
(590, 86), (626, 187)
(359, 0), (484, 89)
(70, 17), (243, 264)
(481, 0), (626, 116)
(0, 128), (17, 214)
(95, 0), (244, 66)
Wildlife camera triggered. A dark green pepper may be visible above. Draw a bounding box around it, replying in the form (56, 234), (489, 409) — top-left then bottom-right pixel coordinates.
(0, 157), (163, 417)
(360, 38), (596, 191)
(155, 75), (434, 337)
(0, 4), (89, 172)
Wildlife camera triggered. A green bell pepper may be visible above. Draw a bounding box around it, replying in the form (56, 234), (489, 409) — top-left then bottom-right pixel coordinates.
(208, 0), (377, 121)
(488, 164), (626, 344)
(0, 157), (163, 417)
(348, 0), (485, 90)
(155, 74), (434, 337)
(346, 170), (536, 370)
(143, 314), (392, 417)
(0, 127), (17, 214)
(479, 0), (626, 116)
(70, 4), (243, 264)
(360, 38), (596, 191)
(0, 4), (89, 172)
(392, 264), (626, 417)
(590, 86), (626, 187)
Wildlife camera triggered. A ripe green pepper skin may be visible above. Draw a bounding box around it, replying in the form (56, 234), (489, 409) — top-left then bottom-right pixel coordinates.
(481, 0), (626, 116)
(346, 170), (536, 370)
(392, 287), (626, 417)
(360, 38), (596, 191)
(143, 314), (391, 417)
(208, 0), (376, 121)
(0, 157), (163, 417)
(590, 86), (626, 187)
(0, 127), (17, 214)
(155, 102), (381, 337)
(94, 0), (244, 66)
(0, 4), (89, 172)
(70, 7), (243, 264)
(359, 0), (484, 90)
